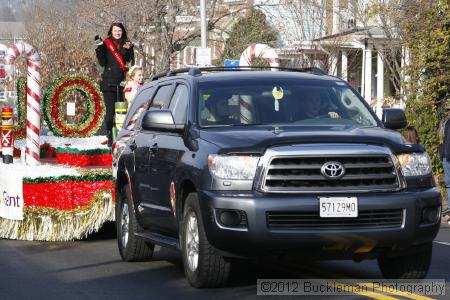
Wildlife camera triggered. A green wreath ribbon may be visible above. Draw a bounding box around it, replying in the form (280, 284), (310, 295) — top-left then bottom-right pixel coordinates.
(43, 75), (105, 137)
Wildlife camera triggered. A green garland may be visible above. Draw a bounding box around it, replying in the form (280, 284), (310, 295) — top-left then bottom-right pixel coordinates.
(13, 76), (27, 137)
(55, 147), (111, 155)
(43, 75), (105, 137)
(57, 85), (94, 131)
(23, 174), (114, 184)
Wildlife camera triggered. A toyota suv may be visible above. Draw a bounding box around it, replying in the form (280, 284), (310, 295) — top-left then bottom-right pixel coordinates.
(113, 67), (441, 288)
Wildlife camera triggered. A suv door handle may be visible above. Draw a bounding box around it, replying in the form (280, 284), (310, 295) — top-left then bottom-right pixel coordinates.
(129, 140), (137, 151)
(150, 143), (158, 154)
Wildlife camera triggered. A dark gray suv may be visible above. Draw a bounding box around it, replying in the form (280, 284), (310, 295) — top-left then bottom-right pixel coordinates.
(113, 67), (441, 288)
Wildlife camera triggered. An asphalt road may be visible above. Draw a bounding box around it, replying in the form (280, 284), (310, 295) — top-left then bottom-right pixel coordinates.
(1, 223), (450, 300)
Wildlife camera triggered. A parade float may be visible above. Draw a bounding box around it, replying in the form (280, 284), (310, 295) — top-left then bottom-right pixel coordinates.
(0, 42), (114, 241)
(0, 42), (279, 242)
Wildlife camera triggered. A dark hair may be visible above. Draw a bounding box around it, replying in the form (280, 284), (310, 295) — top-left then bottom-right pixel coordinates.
(107, 22), (128, 40)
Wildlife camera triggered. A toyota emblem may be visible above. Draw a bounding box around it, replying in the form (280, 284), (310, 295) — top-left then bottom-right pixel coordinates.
(321, 161), (345, 180)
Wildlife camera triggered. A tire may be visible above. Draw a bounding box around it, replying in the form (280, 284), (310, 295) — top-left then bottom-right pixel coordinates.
(377, 242), (432, 279)
(181, 193), (230, 288)
(117, 184), (154, 261)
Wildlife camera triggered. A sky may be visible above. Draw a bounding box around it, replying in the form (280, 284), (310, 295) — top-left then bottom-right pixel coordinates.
(0, 0), (29, 21)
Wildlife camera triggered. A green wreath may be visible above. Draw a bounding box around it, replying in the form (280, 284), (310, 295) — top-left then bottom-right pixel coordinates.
(43, 75), (105, 137)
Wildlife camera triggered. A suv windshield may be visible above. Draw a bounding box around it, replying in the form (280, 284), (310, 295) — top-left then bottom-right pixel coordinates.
(198, 78), (378, 127)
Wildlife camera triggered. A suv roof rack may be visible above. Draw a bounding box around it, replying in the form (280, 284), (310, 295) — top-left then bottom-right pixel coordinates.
(149, 66), (328, 81)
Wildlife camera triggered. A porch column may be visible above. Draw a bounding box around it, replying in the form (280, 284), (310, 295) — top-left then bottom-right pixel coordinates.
(330, 52), (338, 76)
(400, 46), (410, 109)
(151, 47), (155, 74)
(183, 47), (187, 66)
(176, 51), (181, 69)
(341, 50), (348, 81)
(376, 51), (384, 118)
(361, 48), (365, 98)
(364, 45), (372, 103)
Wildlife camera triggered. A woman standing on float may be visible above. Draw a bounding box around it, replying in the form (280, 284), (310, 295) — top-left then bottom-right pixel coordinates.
(95, 22), (134, 145)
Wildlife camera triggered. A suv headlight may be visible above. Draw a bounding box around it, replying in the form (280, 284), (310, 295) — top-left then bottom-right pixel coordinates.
(208, 154), (259, 180)
(396, 152), (432, 176)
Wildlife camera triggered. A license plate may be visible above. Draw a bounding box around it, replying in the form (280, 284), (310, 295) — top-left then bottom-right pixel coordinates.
(319, 197), (358, 218)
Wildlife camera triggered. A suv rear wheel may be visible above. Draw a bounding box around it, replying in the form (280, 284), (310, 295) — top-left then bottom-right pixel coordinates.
(181, 193), (230, 288)
(117, 184), (154, 261)
(377, 242), (432, 279)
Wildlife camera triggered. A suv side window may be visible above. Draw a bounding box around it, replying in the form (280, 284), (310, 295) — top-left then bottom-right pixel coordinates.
(169, 84), (189, 124)
(124, 86), (155, 130)
(150, 84), (174, 110)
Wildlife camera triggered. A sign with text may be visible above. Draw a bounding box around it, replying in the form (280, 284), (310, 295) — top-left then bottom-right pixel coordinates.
(0, 170), (24, 220)
(196, 47), (211, 67)
(66, 102), (76, 116)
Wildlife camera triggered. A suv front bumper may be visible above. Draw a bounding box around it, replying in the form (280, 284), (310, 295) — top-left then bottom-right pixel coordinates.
(198, 188), (441, 259)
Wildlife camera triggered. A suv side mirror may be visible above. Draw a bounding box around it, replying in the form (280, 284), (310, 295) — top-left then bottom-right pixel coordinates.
(142, 110), (185, 133)
(382, 108), (407, 130)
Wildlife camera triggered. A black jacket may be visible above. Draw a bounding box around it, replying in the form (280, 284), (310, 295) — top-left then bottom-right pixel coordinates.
(96, 37), (135, 92)
(442, 119), (450, 161)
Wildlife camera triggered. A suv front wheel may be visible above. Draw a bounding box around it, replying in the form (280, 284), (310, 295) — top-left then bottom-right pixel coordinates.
(377, 242), (432, 279)
(181, 193), (230, 288)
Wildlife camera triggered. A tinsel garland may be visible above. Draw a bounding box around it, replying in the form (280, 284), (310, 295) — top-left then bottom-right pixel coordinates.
(55, 147), (112, 167)
(57, 85), (95, 131)
(77, 167), (112, 177)
(23, 180), (114, 209)
(0, 190), (114, 241)
(43, 75), (105, 137)
(22, 173), (113, 184)
(56, 153), (112, 167)
(12, 76), (27, 138)
(55, 147), (111, 155)
(0, 166), (115, 241)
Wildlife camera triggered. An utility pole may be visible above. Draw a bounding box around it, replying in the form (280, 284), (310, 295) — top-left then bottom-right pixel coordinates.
(200, 0), (207, 48)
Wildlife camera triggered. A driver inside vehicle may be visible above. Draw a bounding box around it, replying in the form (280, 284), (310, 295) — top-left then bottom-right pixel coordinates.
(201, 95), (239, 125)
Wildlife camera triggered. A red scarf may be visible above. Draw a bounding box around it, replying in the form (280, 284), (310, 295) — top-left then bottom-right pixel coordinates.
(104, 38), (126, 74)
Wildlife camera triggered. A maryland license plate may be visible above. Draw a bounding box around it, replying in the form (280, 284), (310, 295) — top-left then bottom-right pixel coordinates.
(319, 197), (358, 218)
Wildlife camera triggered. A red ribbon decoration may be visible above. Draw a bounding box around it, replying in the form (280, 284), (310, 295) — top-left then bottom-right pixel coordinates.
(104, 38), (127, 74)
(55, 152), (112, 167)
(23, 180), (114, 210)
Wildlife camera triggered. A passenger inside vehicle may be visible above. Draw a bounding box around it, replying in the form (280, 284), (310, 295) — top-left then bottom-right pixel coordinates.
(293, 90), (340, 121)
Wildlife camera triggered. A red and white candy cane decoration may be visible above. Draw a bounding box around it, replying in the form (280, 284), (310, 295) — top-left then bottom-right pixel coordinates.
(6, 42), (41, 165)
(239, 44), (279, 122)
(239, 43), (280, 70)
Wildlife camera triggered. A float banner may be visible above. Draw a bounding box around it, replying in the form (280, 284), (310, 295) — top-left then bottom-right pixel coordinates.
(0, 169), (24, 220)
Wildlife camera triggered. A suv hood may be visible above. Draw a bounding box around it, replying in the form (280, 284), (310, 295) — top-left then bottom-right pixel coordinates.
(199, 125), (424, 154)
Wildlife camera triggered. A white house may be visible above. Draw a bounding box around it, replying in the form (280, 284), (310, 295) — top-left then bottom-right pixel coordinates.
(257, 0), (407, 116)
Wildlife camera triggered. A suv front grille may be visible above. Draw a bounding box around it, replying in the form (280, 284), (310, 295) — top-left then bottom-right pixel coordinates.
(262, 155), (399, 192)
(267, 209), (404, 230)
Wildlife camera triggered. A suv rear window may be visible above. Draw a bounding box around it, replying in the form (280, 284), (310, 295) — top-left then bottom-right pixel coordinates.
(198, 79), (378, 127)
